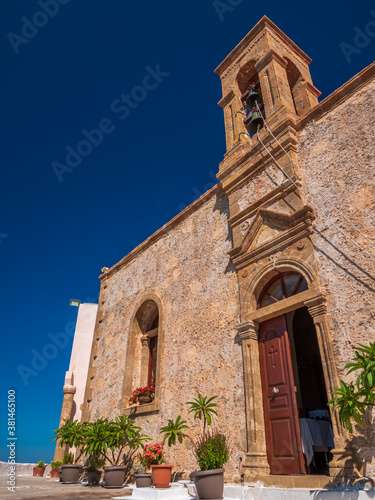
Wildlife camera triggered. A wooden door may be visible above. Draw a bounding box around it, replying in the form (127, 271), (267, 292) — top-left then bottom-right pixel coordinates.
(258, 315), (305, 475)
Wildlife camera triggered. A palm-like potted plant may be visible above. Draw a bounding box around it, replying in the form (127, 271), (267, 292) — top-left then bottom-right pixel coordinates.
(33, 460), (47, 477)
(160, 394), (228, 499)
(187, 395), (229, 500)
(52, 420), (85, 483)
(191, 429), (229, 500)
(49, 459), (62, 478)
(84, 415), (148, 488)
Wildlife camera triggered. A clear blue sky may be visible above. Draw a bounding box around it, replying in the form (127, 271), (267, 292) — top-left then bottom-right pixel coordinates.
(1, 0), (374, 464)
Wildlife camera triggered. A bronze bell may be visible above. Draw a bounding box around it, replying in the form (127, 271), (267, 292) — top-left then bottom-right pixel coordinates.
(246, 111), (264, 134)
(246, 89), (262, 108)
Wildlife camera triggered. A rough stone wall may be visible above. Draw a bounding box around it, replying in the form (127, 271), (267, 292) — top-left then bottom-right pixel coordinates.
(88, 191), (245, 480)
(298, 79), (375, 475)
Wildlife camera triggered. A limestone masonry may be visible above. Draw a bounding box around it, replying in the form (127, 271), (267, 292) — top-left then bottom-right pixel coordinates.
(56, 17), (375, 487)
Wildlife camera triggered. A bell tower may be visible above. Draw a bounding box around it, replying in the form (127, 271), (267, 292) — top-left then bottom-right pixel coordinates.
(215, 16), (320, 155)
(215, 17), (349, 485)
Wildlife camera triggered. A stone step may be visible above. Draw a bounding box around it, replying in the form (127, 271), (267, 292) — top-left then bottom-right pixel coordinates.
(115, 483), (373, 500)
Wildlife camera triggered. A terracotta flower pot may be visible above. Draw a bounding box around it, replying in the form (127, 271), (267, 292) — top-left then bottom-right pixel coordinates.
(87, 470), (102, 486)
(190, 468), (224, 500)
(103, 465), (126, 488)
(50, 468), (60, 478)
(151, 464), (173, 488)
(134, 472), (152, 488)
(60, 464), (82, 484)
(138, 396), (152, 404)
(33, 466), (45, 477)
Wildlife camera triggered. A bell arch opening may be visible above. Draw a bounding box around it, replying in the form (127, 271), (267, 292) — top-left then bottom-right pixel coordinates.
(237, 60), (266, 136)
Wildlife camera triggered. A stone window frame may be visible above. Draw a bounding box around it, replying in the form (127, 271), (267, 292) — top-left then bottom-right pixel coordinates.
(122, 294), (164, 417)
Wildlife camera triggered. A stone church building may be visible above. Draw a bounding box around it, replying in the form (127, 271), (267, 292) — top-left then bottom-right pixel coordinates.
(55, 17), (375, 486)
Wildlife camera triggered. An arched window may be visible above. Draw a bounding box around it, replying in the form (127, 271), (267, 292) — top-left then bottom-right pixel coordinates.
(122, 298), (162, 414)
(257, 272), (308, 309)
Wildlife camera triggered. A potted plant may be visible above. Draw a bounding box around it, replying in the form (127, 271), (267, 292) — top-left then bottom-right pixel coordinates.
(143, 442), (172, 488)
(49, 460), (62, 478)
(33, 460), (47, 477)
(187, 395), (228, 500)
(86, 453), (105, 486)
(129, 378), (155, 405)
(51, 420), (85, 484)
(63, 452), (74, 464)
(160, 394), (228, 499)
(190, 429), (229, 500)
(132, 461), (152, 488)
(84, 415), (148, 488)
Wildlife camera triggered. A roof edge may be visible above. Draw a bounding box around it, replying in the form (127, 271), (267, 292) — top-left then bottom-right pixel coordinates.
(101, 182), (222, 281)
(214, 16), (312, 76)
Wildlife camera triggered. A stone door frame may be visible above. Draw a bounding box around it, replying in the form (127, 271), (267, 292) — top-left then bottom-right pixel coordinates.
(237, 258), (348, 480)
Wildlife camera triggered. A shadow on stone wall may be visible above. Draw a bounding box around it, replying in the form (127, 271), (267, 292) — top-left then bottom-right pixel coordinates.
(323, 437), (375, 494)
(313, 230), (375, 292)
(213, 191), (236, 275)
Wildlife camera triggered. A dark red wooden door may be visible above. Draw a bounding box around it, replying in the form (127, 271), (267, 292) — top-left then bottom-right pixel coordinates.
(258, 315), (305, 475)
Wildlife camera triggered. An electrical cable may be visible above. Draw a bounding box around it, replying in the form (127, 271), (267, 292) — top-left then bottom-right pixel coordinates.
(255, 125), (375, 262)
(255, 102), (375, 250)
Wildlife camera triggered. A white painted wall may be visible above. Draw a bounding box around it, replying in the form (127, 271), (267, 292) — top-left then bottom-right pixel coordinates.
(65, 303), (98, 422)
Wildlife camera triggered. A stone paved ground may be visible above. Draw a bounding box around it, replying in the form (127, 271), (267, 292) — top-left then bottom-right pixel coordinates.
(0, 476), (132, 500)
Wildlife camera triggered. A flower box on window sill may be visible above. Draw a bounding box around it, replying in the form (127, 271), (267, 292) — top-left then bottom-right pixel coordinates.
(124, 399), (159, 416)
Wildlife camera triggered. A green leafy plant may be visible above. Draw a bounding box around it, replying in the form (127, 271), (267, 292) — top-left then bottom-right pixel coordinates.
(187, 395), (218, 434)
(86, 452), (105, 472)
(194, 429), (229, 471)
(63, 452), (74, 464)
(52, 420), (86, 463)
(50, 460), (62, 470)
(160, 416), (190, 447)
(36, 460), (47, 468)
(328, 342), (375, 433)
(83, 415), (148, 483)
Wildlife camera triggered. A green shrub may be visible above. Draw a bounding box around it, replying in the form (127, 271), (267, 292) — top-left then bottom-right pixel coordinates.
(63, 452), (74, 464)
(50, 460), (62, 470)
(36, 460), (47, 468)
(194, 430), (229, 471)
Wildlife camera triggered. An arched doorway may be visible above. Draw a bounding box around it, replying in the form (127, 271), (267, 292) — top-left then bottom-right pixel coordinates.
(257, 273), (332, 475)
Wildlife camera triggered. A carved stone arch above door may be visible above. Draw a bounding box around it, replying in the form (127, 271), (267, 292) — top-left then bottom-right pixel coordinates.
(240, 257), (320, 321)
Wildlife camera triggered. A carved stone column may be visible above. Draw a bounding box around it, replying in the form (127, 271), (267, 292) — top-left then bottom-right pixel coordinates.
(53, 384), (76, 461)
(238, 321), (270, 480)
(305, 295), (353, 480)
(140, 335), (150, 387)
